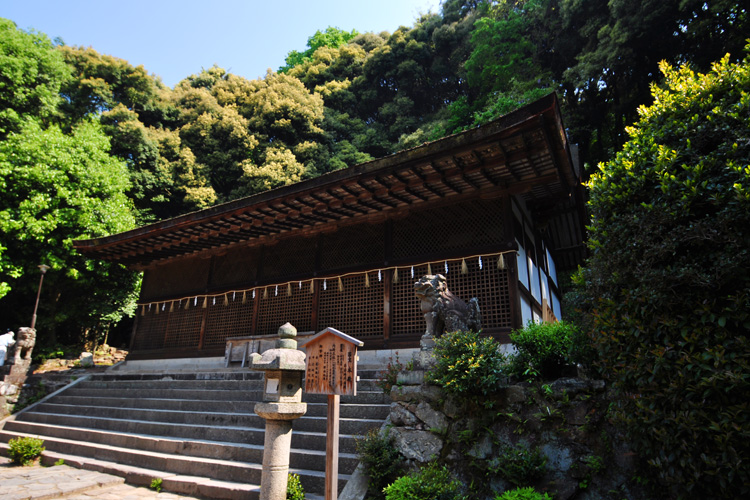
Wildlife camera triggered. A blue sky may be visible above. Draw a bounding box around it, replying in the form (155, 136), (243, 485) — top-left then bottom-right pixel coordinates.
(2, 0), (443, 88)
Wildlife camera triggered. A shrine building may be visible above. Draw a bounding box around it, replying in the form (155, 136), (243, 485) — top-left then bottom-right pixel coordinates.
(74, 93), (586, 361)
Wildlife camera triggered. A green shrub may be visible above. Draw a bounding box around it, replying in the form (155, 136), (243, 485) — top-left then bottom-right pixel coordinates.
(384, 461), (466, 500)
(426, 330), (507, 404)
(8, 436), (45, 465)
(494, 486), (552, 500)
(509, 321), (581, 379)
(356, 429), (404, 500)
(149, 478), (162, 492)
(376, 353), (404, 393)
(581, 47), (750, 498)
(487, 443), (547, 486)
(286, 472), (305, 500)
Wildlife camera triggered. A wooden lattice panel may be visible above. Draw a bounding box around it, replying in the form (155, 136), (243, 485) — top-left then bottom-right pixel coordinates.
(140, 256), (210, 301)
(262, 237), (316, 280)
(210, 246), (260, 288)
(255, 283), (314, 336)
(204, 294), (254, 347)
(317, 273), (384, 338)
(391, 257), (512, 337)
(163, 305), (204, 349)
(320, 223), (385, 271)
(132, 308), (169, 350)
(392, 199), (504, 260)
(391, 264), (429, 337)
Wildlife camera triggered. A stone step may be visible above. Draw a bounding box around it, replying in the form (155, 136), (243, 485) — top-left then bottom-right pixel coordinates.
(48, 395), (391, 419)
(0, 429), (348, 493)
(87, 369), (384, 382)
(13, 411), (365, 454)
(74, 377), (384, 393)
(0, 443), (326, 500)
(87, 371), (264, 382)
(62, 386), (391, 404)
(26, 403), (383, 435)
(75, 379), (264, 391)
(0, 422), (360, 474)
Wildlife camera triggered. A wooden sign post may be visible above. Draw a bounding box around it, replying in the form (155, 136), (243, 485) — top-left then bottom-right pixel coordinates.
(304, 327), (363, 500)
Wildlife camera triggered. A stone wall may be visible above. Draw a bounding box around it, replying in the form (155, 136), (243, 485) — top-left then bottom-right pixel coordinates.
(385, 370), (648, 499)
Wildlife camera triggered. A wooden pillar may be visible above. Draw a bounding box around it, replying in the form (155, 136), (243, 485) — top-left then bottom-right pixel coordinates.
(383, 269), (392, 347)
(311, 279), (321, 332)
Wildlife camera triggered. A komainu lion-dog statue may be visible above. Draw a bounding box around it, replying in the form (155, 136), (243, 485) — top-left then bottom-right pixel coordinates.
(414, 274), (482, 340)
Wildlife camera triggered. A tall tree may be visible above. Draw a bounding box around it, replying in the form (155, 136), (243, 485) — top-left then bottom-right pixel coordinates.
(580, 48), (750, 498)
(0, 18), (70, 137)
(0, 120), (138, 344)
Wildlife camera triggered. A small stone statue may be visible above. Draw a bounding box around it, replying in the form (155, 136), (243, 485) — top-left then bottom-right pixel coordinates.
(414, 274), (482, 340)
(12, 327), (36, 365)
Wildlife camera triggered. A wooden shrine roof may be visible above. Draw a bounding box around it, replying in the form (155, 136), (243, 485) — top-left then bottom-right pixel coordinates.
(74, 93), (586, 269)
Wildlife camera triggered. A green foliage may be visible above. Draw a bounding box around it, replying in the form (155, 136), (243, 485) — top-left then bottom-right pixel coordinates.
(376, 353), (404, 393)
(582, 47), (750, 498)
(384, 461), (466, 500)
(426, 330), (507, 404)
(149, 478), (162, 492)
(32, 345), (71, 364)
(493, 486), (551, 500)
(53, 458), (65, 466)
(509, 322), (585, 379)
(0, 18), (70, 137)
(487, 443), (547, 487)
(286, 472), (305, 500)
(355, 429), (404, 500)
(0, 119), (139, 344)
(8, 436), (45, 465)
(280, 27), (360, 73)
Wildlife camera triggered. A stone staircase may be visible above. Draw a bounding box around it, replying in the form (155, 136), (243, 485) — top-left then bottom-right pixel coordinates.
(0, 368), (390, 499)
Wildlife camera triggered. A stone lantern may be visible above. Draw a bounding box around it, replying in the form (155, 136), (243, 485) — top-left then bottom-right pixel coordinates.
(249, 322), (307, 500)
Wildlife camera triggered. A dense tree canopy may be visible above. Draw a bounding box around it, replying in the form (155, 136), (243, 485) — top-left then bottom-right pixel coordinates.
(580, 48), (750, 497)
(0, 120), (137, 343)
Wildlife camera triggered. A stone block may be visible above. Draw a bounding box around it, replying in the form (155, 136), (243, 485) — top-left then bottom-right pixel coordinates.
(391, 427), (443, 462)
(414, 401), (448, 431)
(390, 402), (419, 427)
(80, 352), (94, 367)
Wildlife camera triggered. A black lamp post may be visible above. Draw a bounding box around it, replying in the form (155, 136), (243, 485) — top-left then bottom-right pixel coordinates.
(30, 264), (50, 330)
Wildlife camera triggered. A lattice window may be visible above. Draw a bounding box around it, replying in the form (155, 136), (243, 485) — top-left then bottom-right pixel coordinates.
(163, 304), (203, 349)
(320, 223), (385, 270)
(256, 282), (314, 336)
(391, 256), (512, 337)
(140, 256), (210, 301)
(391, 264), (429, 337)
(203, 293), (254, 347)
(318, 273), (384, 338)
(262, 237), (316, 280)
(392, 199), (505, 260)
(132, 307), (168, 350)
(211, 246), (260, 288)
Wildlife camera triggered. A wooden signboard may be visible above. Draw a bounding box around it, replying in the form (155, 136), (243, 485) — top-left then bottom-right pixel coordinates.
(304, 327), (363, 500)
(304, 327), (363, 396)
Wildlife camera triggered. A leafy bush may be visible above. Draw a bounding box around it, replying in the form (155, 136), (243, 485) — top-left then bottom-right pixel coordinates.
(8, 436), (45, 465)
(581, 46), (750, 498)
(487, 443), (547, 486)
(494, 487), (552, 500)
(149, 478), (162, 492)
(376, 353), (404, 393)
(426, 330), (507, 404)
(286, 472), (305, 500)
(384, 461), (466, 500)
(356, 429), (404, 500)
(509, 321), (582, 379)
